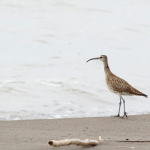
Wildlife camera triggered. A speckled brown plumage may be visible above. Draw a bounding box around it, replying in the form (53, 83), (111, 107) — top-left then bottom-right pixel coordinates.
(102, 55), (148, 98)
(106, 72), (147, 97)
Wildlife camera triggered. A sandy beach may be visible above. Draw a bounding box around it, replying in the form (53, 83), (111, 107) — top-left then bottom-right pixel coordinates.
(0, 114), (150, 150)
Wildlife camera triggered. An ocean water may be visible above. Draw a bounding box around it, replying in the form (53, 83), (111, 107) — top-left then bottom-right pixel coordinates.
(0, 0), (150, 120)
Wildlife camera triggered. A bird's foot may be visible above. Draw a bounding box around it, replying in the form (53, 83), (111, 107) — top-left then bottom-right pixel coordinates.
(122, 112), (128, 118)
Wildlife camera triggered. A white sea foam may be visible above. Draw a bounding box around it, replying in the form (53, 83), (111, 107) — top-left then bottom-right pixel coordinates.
(0, 0), (149, 120)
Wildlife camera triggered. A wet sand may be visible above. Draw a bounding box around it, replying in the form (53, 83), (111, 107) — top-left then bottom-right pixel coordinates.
(0, 114), (150, 150)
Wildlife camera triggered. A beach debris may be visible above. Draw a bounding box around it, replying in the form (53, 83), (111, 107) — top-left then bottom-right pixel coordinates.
(48, 138), (100, 147)
(99, 136), (104, 141)
(118, 146), (135, 149)
(119, 140), (150, 142)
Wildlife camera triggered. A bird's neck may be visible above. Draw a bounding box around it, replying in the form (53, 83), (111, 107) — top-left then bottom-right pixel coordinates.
(103, 60), (112, 75)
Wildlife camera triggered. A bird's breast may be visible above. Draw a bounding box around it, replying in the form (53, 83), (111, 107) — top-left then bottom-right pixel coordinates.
(105, 75), (122, 95)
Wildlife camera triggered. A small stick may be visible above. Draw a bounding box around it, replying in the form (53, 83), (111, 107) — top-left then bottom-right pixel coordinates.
(118, 146), (135, 149)
(119, 140), (150, 142)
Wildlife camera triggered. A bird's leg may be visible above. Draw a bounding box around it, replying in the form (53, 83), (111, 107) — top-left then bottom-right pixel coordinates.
(112, 97), (122, 117)
(117, 97), (122, 117)
(121, 96), (127, 118)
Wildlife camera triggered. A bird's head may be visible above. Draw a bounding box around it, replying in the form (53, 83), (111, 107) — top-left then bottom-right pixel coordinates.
(86, 55), (107, 63)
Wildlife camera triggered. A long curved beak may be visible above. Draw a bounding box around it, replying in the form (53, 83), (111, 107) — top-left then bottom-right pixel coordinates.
(86, 57), (99, 63)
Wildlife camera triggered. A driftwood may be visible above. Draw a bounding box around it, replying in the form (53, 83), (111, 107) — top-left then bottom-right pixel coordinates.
(48, 139), (100, 147)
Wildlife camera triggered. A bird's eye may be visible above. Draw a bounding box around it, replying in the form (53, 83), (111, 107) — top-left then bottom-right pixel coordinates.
(100, 57), (102, 58)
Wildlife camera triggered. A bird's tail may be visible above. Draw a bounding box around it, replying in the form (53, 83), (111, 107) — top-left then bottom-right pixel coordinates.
(144, 94), (148, 98)
(140, 93), (148, 98)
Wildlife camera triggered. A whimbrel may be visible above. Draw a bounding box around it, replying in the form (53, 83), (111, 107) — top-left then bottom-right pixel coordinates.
(87, 55), (148, 118)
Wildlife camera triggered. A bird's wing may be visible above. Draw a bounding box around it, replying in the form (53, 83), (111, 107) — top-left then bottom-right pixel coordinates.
(107, 75), (143, 95)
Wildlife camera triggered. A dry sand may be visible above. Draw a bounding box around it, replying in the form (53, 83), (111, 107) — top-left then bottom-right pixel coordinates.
(0, 114), (150, 150)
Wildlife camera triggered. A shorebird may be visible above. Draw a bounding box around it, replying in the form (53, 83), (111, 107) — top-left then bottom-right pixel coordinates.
(86, 55), (148, 118)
